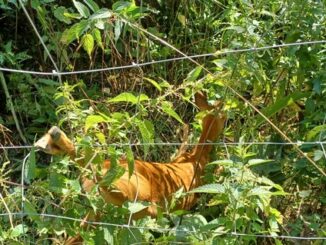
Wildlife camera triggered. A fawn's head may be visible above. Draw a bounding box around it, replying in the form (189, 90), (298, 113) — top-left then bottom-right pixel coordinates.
(194, 92), (226, 142)
(34, 126), (75, 157)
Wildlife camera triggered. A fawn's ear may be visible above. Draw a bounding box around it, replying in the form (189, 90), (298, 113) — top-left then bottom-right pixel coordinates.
(35, 126), (75, 156)
(195, 92), (211, 111)
(195, 92), (223, 111)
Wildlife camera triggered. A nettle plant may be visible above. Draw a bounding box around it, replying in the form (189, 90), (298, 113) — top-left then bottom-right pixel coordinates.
(187, 142), (287, 243)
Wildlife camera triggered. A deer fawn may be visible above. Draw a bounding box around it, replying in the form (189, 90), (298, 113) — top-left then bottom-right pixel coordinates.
(34, 92), (226, 244)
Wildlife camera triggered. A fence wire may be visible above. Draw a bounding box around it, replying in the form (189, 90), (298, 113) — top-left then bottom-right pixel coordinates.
(1, 141), (326, 150)
(0, 213), (325, 241)
(0, 40), (325, 76)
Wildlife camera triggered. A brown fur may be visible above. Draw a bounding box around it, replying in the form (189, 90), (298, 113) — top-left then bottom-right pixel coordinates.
(34, 92), (226, 244)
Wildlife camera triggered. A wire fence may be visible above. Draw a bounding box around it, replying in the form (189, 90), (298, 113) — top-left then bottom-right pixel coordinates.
(0, 40), (325, 76)
(0, 212), (325, 241)
(0, 0), (326, 243)
(1, 141), (326, 150)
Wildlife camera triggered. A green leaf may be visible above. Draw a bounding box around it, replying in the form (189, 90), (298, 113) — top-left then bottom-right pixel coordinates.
(313, 150), (324, 161)
(225, 25), (245, 33)
(143, 77), (162, 91)
(24, 201), (40, 223)
(63, 12), (82, 19)
(177, 14), (186, 26)
(255, 92), (309, 126)
(61, 20), (89, 44)
(189, 184), (225, 194)
(96, 132), (106, 144)
(89, 8), (112, 19)
(92, 29), (104, 50)
(108, 92), (149, 105)
(10, 224), (27, 238)
(123, 201), (150, 214)
(125, 146), (135, 178)
(83, 0), (99, 12)
(67, 179), (82, 193)
(161, 101), (184, 124)
(208, 160), (234, 166)
(112, 1), (132, 11)
(186, 66), (202, 82)
(114, 20), (123, 41)
(306, 124), (326, 140)
(24, 148), (36, 184)
(247, 186), (272, 196)
(247, 159), (273, 167)
(119, 228), (142, 244)
(82, 33), (94, 57)
(85, 114), (108, 131)
(49, 173), (67, 193)
(136, 119), (154, 156)
(53, 6), (72, 24)
(100, 165), (125, 187)
(73, 0), (90, 18)
(108, 146), (118, 168)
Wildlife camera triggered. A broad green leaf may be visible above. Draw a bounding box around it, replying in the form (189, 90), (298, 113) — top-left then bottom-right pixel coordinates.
(313, 150), (324, 161)
(306, 124), (326, 140)
(177, 14), (186, 26)
(61, 20), (89, 44)
(63, 12), (81, 19)
(136, 119), (154, 156)
(103, 227), (114, 245)
(83, 0), (99, 12)
(90, 8), (112, 19)
(125, 146), (135, 178)
(82, 33), (94, 57)
(143, 77), (162, 91)
(73, 0), (90, 18)
(108, 92), (149, 104)
(85, 114), (108, 131)
(10, 224), (28, 238)
(255, 92), (309, 126)
(208, 160), (234, 166)
(96, 132), (106, 144)
(49, 173), (67, 193)
(114, 20), (123, 41)
(53, 6), (72, 24)
(298, 190), (312, 198)
(67, 179), (82, 193)
(161, 101), (184, 124)
(24, 201), (40, 223)
(119, 228), (142, 245)
(247, 186), (272, 196)
(225, 25), (245, 33)
(100, 165), (125, 187)
(247, 159), (273, 167)
(38, 78), (59, 86)
(186, 66), (202, 82)
(112, 1), (132, 11)
(269, 207), (283, 224)
(189, 184), (225, 194)
(124, 201), (150, 214)
(92, 29), (104, 50)
(24, 148), (36, 184)
(108, 146), (118, 168)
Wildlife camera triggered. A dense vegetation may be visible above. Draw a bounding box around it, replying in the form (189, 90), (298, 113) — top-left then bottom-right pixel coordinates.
(0, 0), (325, 244)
